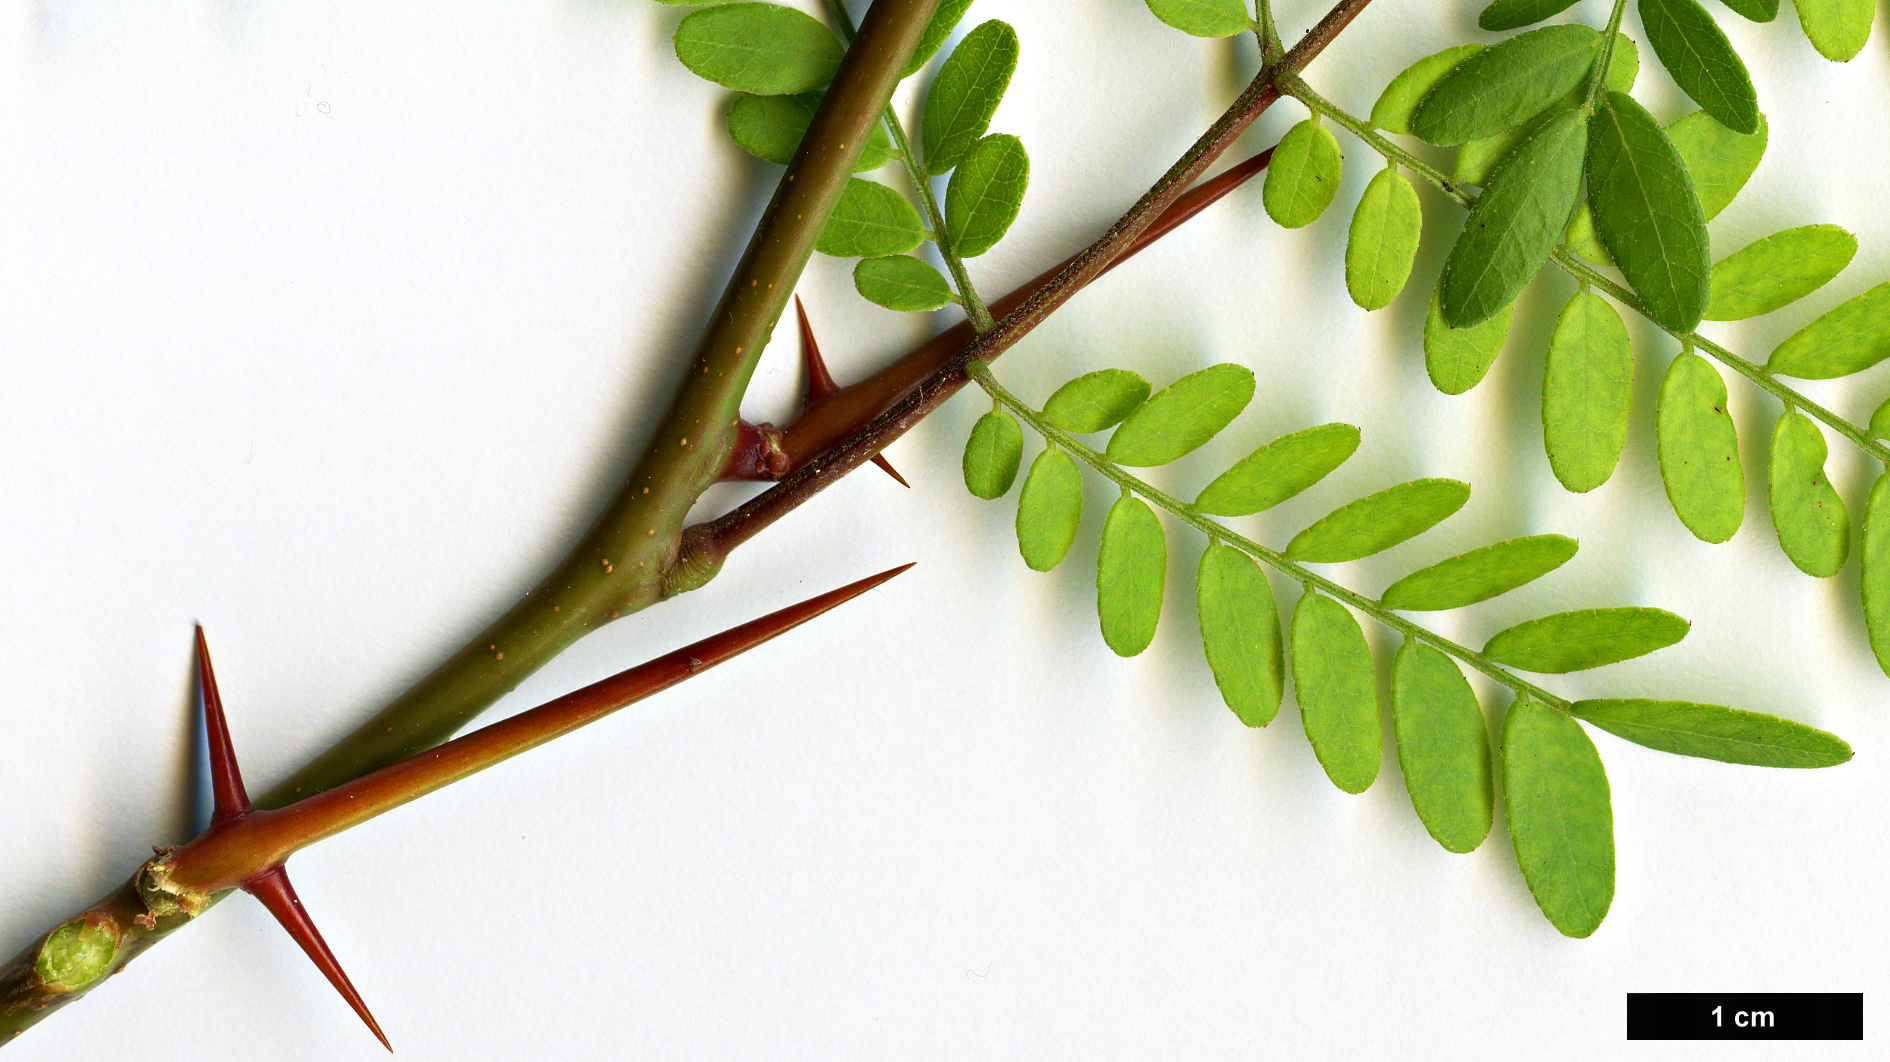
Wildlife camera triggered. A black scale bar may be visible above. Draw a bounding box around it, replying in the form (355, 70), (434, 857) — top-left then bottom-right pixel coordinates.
(1627, 993), (1862, 1040)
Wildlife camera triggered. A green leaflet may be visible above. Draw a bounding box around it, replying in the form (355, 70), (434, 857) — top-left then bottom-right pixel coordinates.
(1719, 0), (1780, 20)
(1144, 0), (1253, 37)
(1656, 351), (1744, 543)
(1766, 283), (1890, 380)
(1380, 534), (1579, 612)
(1795, 0), (1874, 62)
(1667, 109), (1767, 222)
(1263, 119), (1344, 229)
(1705, 224), (1856, 321)
(1097, 495), (1166, 657)
(962, 409), (1023, 499)
(1586, 92), (1711, 334)
(1409, 24), (1600, 146)
(1640, 0), (1762, 135)
(1392, 642), (1492, 853)
(1542, 291), (1634, 493)
(1873, 397), (1890, 439)
(1194, 422), (1361, 517)
(1106, 363), (1255, 467)
(1483, 607), (1690, 673)
(921, 20), (1019, 176)
(1424, 286), (1513, 394)
(1455, 29), (1639, 187)
(1862, 475), (1890, 676)
(727, 93), (893, 170)
(1767, 411), (1848, 577)
(902, 0), (976, 77)
(1478, 0), (1581, 31)
(1290, 592), (1380, 794)
(1371, 44), (1484, 136)
(1440, 107), (1587, 328)
(1345, 167), (1423, 310)
(1562, 204), (1611, 265)
(854, 255), (956, 312)
(817, 178), (927, 258)
(1569, 699), (1852, 767)
(1042, 369), (1151, 433)
(1197, 544), (1284, 726)
(1016, 448), (1083, 572)
(1502, 698), (1613, 938)
(673, 4), (843, 96)
(944, 133), (1029, 257)
(1285, 479), (1471, 564)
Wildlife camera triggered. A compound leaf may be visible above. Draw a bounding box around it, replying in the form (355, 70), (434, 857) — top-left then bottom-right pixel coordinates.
(1542, 291), (1634, 493)
(727, 92), (893, 170)
(1195, 422), (1361, 517)
(1484, 608), (1689, 673)
(1667, 109), (1766, 222)
(1392, 642), (1492, 852)
(1440, 107), (1588, 328)
(1569, 699), (1852, 767)
(817, 178), (927, 258)
(1705, 224), (1856, 321)
(1863, 474), (1890, 676)
(945, 133), (1029, 257)
(1106, 363), (1255, 467)
(1372, 44), (1484, 136)
(1042, 369), (1151, 433)
(1639, 0), (1762, 134)
(1380, 534), (1579, 612)
(1656, 351), (1744, 543)
(1346, 167), (1423, 310)
(1478, 0), (1582, 30)
(1425, 287), (1513, 395)
(1016, 448), (1083, 572)
(1794, 0), (1873, 62)
(1410, 24), (1600, 146)
(854, 255), (956, 312)
(921, 19), (1019, 175)
(1586, 91), (1711, 333)
(674, 4), (843, 95)
(1197, 544), (1284, 726)
(1291, 592), (1380, 794)
(1145, 0), (1254, 37)
(1264, 119), (1344, 229)
(1502, 698), (1613, 938)
(1765, 283), (1890, 379)
(1285, 479), (1471, 564)
(1767, 411), (1849, 577)
(1098, 495), (1166, 657)
(962, 409), (1022, 499)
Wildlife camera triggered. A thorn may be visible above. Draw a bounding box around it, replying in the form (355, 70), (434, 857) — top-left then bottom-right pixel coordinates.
(246, 866), (391, 1051)
(195, 626), (253, 824)
(870, 454), (910, 488)
(798, 297), (908, 487)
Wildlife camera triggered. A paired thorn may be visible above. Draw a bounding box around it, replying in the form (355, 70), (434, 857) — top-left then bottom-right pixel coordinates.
(195, 627), (390, 1051)
(795, 298), (907, 487)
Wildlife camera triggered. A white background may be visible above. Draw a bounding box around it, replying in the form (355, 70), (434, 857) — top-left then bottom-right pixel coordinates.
(3, 1), (1886, 1058)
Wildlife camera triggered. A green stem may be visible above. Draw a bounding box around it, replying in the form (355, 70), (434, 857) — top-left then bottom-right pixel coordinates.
(961, 361), (1573, 710)
(1583, 0), (1632, 117)
(1258, 1), (1285, 64)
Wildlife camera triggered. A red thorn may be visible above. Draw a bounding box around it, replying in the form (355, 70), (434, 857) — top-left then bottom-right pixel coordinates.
(870, 454), (910, 488)
(195, 626), (253, 824)
(796, 296), (841, 404)
(246, 866), (391, 1051)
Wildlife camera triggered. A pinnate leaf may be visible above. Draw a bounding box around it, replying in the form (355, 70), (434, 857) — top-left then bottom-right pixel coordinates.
(1483, 607), (1689, 673)
(1542, 291), (1633, 493)
(903, 0), (976, 77)
(1016, 449), (1083, 572)
(1346, 167), (1423, 310)
(1705, 224), (1855, 321)
(1042, 369), (1150, 433)
(1718, 0), (1780, 20)
(1767, 411), (1848, 577)
(1371, 44), (1484, 136)
(1097, 495), (1166, 657)
(1263, 119), (1343, 229)
(1197, 544), (1284, 726)
(817, 178), (927, 258)
(1144, 0), (1253, 37)
(921, 20), (1019, 175)
(1862, 474), (1890, 676)
(1569, 699), (1852, 767)
(1380, 534), (1578, 612)
(1795, 0), (1873, 62)
(1290, 593), (1380, 794)
(1586, 92), (1711, 333)
(962, 410), (1022, 499)
(727, 92), (892, 170)
(1667, 109), (1766, 222)
(1106, 364), (1255, 467)
(1424, 287), (1513, 395)
(1502, 698), (1613, 938)
(1285, 479), (1471, 564)
(1409, 25), (1600, 146)
(1639, 0), (1762, 135)
(1478, 0), (1581, 30)
(854, 255), (956, 312)
(1440, 107), (1587, 328)
(1194, 422), (1360, 517)
(674, 4), (843, 95)
(1656, 351), (1744, 543)
(1765, 283), (1890, 380)
(945, 133), (1029, 257)
(1392, 643), (1492, 852)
